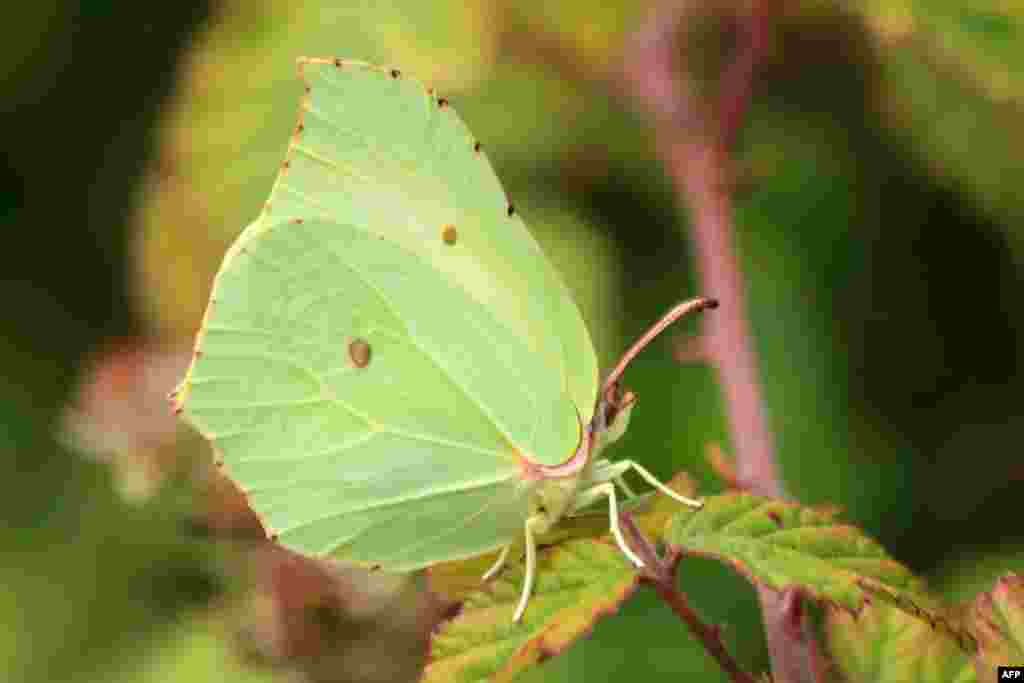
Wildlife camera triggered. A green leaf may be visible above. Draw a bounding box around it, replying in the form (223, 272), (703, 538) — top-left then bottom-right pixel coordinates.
(424, 538), (639, 683)
(827, 604), (975, 683)
(863, 2), (1023, 103)
(970, 573), (1024, 679)
(861, 2), (1024, 244)
(117, 616), (284, 683)
(664, 493), (966, 644)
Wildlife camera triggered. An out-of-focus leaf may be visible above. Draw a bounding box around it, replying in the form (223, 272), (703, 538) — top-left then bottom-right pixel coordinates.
(501, 1), (640, 76)
(861, 2), (1024, 252)
(136, 0), (499, 337)
(236, 544), (442, 683)
(970, 573), (1024, 680)
(664, 493), (971, 649)
(62, 339), (192, 500)
(344, 0), (497, 87)
(510, 200), (625, 368)
(0, 452), (219, 683)
(114, 616), (282, 683)
(931, 547), (1024, 603)
(863, 2), (1022, 103)
(827, 604), (975, 683)
(59, 338), (266, 541)
(424, 538), (639, 683)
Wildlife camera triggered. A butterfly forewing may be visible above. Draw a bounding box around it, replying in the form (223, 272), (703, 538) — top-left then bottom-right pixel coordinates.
(268, 59), (598, 440)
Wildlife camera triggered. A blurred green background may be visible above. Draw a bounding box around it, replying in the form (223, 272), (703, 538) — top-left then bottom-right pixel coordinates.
(3, 1), (1022, 681)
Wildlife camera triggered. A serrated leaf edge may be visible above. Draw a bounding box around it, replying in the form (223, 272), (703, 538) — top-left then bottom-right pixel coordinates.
(424, 537), (640, 682)
(666, 494), (977, 653)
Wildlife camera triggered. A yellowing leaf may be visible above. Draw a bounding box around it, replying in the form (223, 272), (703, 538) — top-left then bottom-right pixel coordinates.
(860, 1), (1024, 248)
(424, 538), (639, 683)
(970, 573), (1024, 680)
(862, 1), (1022, 104)
(827, 604), (975, 683)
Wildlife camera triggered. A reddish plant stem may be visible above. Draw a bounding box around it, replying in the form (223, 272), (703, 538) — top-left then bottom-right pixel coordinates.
(661, 94), (818, 683)
(624, 3), (820, 683)
(498, 3), (819, 679)
(627, 0), (781, 497)
(718, 0), (774, 151)
(622, 514), (758, 683)
(648, 576), (758, 683)
(666, 139), (781, 497)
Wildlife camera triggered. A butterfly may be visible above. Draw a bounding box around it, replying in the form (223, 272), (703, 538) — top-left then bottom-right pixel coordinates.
(174, 58), (713, 622)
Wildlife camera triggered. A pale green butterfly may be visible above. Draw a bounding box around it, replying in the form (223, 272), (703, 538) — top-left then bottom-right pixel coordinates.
(174, 58), (715, 622)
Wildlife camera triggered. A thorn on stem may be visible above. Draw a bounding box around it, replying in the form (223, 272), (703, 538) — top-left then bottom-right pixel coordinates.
(706, 443), (742, 490)
(672, 332), (710, 364)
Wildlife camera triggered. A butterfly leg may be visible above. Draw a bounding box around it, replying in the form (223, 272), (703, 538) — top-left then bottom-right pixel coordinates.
(513, 515), (544, 622)
(618, 460), (703, 508)
(569, 482), (644, 569)
(585, 458), (634, 497)
(482, 545), (510, 582)
(614, 475), (638, 498)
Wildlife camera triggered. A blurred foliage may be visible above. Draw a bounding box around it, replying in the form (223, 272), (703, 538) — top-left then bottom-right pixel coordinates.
(933, 545), (1024, 603)
(4, 0), (1023, 681)
(862, 1), (1024, 239)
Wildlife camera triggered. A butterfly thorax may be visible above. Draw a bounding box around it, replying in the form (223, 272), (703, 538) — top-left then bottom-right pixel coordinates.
(529, 474), (582, 535)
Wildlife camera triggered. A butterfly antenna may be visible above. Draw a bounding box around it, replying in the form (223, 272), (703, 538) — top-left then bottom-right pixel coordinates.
(601, 297), (718, 398)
